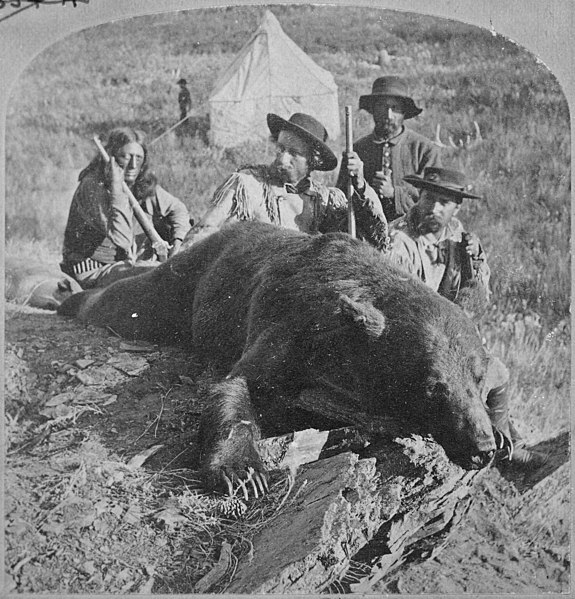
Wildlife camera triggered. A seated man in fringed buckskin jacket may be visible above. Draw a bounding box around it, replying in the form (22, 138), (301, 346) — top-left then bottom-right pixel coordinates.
(183, 113), (389, 250)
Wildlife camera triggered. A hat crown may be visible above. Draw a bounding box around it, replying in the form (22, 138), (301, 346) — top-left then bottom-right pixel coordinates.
(423, 168), (470, 191)
(359, 77), (422, 119)
(370, 76), (410, 98)
(266, 112), (336, 171)
(284, 113), (329, 143)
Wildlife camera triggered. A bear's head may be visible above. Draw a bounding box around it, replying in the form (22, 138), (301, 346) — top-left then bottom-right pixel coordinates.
(328, 285), (496, 471)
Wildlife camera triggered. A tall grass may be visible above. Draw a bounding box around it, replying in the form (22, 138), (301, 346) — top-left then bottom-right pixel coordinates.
(5, 6), (570, 438)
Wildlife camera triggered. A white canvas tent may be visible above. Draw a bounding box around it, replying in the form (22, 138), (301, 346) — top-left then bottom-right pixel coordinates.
(209, 11), (341, 147)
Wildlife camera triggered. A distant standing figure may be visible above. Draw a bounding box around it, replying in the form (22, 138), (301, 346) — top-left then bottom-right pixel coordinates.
(177, 78), (192, 121)
(337, 76), (442, 222)
(61, 127), (191, 289)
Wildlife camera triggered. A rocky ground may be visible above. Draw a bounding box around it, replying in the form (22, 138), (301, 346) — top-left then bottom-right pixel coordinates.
(3, 303), (570, 594)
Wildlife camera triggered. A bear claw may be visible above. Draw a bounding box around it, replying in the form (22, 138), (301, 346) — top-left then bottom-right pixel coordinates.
(219, 466), (269, 499)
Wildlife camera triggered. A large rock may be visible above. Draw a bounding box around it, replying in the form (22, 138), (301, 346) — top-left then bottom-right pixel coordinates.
(226, 432), (482, 593)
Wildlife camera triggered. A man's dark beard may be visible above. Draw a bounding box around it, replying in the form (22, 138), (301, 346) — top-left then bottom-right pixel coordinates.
(375, 121), (401, 140)
(417, 215), (442, 235)
(269, 163), (292, 184)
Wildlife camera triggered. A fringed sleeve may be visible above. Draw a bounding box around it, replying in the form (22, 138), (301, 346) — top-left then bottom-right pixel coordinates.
(211, 171), (253, 221)
(211, 166), (279, 224)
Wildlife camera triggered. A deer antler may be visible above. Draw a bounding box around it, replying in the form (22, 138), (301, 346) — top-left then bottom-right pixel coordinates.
(461, 121), (484, 150)
(472, 121), (483, 143)
(435, 122), (484, 151)
(433, 124), (448, 148)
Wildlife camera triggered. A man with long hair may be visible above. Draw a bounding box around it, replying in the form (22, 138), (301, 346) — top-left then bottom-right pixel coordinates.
(61, 127), (191, 288)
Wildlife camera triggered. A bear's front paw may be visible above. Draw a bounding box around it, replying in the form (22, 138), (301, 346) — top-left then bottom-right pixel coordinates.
(202, 421), (269, 499)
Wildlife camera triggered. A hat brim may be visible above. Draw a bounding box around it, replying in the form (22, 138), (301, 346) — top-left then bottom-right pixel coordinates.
(403, 174), (482, 200)
(359, 95), (422, 120)
(267, 113), (338, 172)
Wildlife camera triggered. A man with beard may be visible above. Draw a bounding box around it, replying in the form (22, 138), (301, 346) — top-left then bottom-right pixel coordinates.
(388, 167), (544, 469)
(388, 167), (489, 302)
(337, 76), (441, 222)
(184, 113), (388, 249)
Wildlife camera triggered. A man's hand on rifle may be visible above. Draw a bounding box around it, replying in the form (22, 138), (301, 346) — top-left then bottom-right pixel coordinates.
(344, 150), (367, 193)
(372, 171), (394, 200)
(169, 239), (183, 258)
(462, 232), (481, 259)
(152, 239), (171, 260)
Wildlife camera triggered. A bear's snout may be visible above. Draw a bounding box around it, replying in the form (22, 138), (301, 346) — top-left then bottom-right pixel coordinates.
(469, 449), (495, 469)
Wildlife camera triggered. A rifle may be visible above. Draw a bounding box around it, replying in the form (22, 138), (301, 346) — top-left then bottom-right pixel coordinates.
(93, 136), (169, 263)
(460, 233), (476, 284)
(344, 106), (356, 238)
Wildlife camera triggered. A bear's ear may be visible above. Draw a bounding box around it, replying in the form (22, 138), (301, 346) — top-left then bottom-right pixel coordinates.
(338, 294), (386, 338)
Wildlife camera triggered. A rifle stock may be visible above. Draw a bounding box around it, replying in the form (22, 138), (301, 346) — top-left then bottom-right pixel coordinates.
(93, 136), (169, 262)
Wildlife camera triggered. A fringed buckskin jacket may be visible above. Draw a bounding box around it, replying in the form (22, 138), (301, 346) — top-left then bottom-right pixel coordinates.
(185, 165), (389, 251)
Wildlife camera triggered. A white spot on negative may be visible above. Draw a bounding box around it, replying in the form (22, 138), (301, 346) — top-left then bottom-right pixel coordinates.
(131, 312), (138, 318)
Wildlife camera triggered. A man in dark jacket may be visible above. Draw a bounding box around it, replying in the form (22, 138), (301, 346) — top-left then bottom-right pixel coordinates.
(338, 76), (441, 221)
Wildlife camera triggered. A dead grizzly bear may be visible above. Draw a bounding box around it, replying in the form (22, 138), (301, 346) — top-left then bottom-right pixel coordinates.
(59, 221), (496, 493)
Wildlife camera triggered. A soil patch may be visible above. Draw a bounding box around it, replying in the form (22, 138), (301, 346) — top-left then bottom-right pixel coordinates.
(4, 304), (570, 593)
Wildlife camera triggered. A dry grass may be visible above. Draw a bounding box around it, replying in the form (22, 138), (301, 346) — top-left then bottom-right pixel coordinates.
(3, 6), (570, 594)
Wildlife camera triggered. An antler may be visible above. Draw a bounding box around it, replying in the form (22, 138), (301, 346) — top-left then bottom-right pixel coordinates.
(433, 124), (448, 148)
(434, 121), (483, 150)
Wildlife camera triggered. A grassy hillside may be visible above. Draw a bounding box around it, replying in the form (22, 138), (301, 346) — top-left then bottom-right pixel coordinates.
(5, 5), (570, 424)
(6, 5), (569, 323)
(4, 7), (571, 593)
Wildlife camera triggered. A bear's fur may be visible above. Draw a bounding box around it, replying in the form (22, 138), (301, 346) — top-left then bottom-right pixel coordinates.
(5, 258), (82, 310)
(59, 222), (496, 492)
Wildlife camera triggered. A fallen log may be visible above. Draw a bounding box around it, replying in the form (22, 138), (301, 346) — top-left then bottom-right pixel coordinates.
(225, 431), (483, 593)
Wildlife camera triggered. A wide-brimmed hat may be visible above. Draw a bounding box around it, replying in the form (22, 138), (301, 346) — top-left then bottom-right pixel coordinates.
(267, 113), (338, 172)
(359, 76), (422, 119)
(177, 78), (188, 85)
(404, 167), (482, 200)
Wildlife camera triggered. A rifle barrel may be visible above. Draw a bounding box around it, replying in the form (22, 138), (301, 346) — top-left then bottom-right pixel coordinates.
(344, 106), (356, 238)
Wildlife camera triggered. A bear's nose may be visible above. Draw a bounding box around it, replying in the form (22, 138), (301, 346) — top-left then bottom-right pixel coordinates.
(470, 449), (495, 469)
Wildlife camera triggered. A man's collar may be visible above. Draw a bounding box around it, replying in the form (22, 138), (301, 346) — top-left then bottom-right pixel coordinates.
(371, 126), (405, 145)
(284, 176), (312, 195)
(266, 165), (312, 194)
